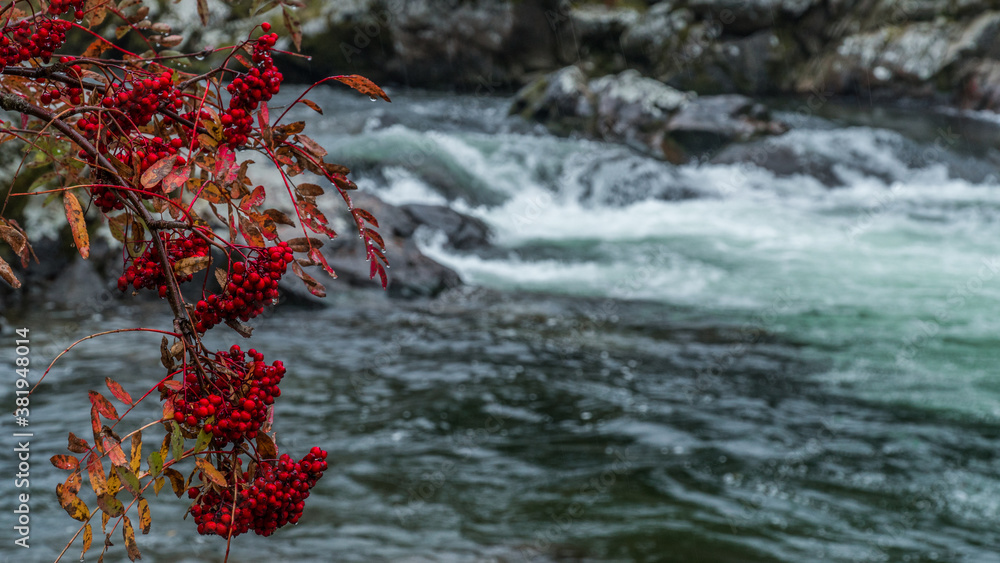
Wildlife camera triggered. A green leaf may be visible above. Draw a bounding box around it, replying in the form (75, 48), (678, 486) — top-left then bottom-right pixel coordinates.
(193, 428), (212, 454)
(147, 451), (162, 478)
(170, 422), (184, 462)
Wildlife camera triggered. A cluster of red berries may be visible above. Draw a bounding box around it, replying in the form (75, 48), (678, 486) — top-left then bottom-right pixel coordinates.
(117, 232), (209, 297)
(165, 346), (285, 446)
(0, 18), (71, 69)
(47, 0), (85, 18)
(188, 447), (328, 538)
(39, 82), (83, 105)
(221, 33), (282, 147)
(89, 134), (188, 210)
(78, 70), (183, 137)
(192, 243), (293, 332)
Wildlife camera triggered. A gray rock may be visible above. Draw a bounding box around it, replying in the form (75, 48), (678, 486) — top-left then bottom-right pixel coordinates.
(511, 66), (786, 162)
(401, 204), (491, 250)
(668, 95), (788, 155)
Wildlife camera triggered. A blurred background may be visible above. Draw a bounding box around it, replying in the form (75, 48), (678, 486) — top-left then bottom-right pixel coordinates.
(5, 0), (1000, 561)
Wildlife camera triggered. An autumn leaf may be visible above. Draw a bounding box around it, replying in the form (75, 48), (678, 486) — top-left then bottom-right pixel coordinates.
(96, 492), (123, 517)
(256, 433), (277, 459)
(300, 98), (323, 114)
(196, 458), (227, 486)
(333, 74), (391, 102)
(172, 255), (210, 277)
(123, 515), (141, 561)
(63, 192), (90, 259)
(0, 255), (20, 289)
(67, 432), (90, 454)
(51, 454), (80, 470)
(105, 377), (134, 405)
(140, 155), (176, 188)
(89, 391), (119, 420)
(138, 497), (151, 534)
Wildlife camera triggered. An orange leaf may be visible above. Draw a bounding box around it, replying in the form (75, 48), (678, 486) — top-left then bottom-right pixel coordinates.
(300, 98), (323, 114)
(63, 192), (90, 259)
(51, 454), (80, 470)
(105, 377), (133, 405)
(87, 455), (107, 496)
(333, 74), (391, 102)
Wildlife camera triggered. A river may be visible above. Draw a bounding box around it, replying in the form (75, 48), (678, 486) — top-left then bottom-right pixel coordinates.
(2, 90), (1000, 562)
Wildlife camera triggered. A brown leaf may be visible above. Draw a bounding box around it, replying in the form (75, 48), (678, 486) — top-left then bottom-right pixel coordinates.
(300, 98), (323, 114)
(123, 515), (141, 561)
(68, 432), (90, 454)
(85, 0), (107, 26)
(89, 391), (119, 420)
(296, 183), (324, 197)
(51, 454), (80, 470)
(263, 208), (295, 226)
(294, 134), (327, 158)
(63, 192), (90, 259)
(197, 0), (209, 25)
(286, 237), (323, 253)
(162, 467), (186, 497)
(105, 377), (133, 406)
(333, 74), (391, 102)
(159, 337), (175, 371)
(282, 4), (302, 51)
(0, 255), (21, 289)
(172, 255), (210, 277)
(256, 433), (277, 459)
(240, 215), (265, 247)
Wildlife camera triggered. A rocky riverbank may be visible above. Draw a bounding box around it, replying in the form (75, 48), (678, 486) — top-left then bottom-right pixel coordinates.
(273, 0), (1000, 110)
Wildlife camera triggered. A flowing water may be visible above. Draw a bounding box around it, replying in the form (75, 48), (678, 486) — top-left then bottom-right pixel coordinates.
(3, 91), (1000, 562)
